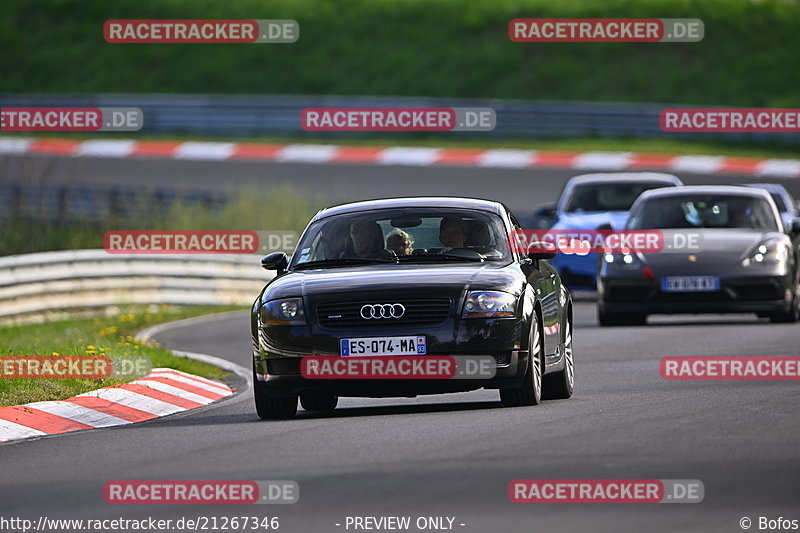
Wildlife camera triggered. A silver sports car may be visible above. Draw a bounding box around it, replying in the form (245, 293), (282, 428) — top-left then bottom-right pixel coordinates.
(597, 186), (800, 326)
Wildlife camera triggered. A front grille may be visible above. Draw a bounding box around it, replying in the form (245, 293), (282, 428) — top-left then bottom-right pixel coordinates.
(266, 358), (302, 375)
(316, 298), (452, 328)
(494, 352), (511, 366)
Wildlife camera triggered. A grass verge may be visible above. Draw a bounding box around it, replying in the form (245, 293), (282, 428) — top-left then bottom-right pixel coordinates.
(0, 304), (245, 407)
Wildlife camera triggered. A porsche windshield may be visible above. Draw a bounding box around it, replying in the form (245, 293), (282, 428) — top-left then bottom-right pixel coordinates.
(290, 208), (512, 268)
(627, 195), (780, 231)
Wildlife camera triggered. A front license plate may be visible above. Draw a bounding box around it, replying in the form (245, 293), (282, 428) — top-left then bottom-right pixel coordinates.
(661, 276), (720, 292)
(340, 336), (426, 356)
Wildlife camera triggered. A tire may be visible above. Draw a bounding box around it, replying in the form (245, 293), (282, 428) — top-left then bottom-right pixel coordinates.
(300, 391), (338, 412)
(500, 311), (543, 407)
(542, 316), (574, 400)
(769, 293), (800, 323)
(598, 305), (646, 327)
(253, 368), (298, 420)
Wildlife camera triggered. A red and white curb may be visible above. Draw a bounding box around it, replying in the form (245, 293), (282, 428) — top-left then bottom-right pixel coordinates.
(0, 368), (233, 444)
(1, 136), (798, 177)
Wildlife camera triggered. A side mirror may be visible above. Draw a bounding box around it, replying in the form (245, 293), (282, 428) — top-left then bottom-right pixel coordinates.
(596, 222), (613, 231)
(261, 252), (288, 274)
(526, 241), (557, 260)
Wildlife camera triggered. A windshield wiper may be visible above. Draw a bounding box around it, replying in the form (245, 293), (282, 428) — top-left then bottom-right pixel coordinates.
(293, 257), (397, 270)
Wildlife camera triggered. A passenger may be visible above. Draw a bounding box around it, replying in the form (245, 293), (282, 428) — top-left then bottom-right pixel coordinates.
(349, 221), (395, 259)
(386, 229), (414, 256)
(467, 220), (490, 248)
(439, 216), (467, 252)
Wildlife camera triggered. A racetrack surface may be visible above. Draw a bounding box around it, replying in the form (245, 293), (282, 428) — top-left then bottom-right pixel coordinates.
(2, 153), (799, 214)
(2, 304), (799, 533)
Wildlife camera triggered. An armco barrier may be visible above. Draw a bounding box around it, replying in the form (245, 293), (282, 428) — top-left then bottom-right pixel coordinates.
(1, 93), (798, 144)
(0, 249), (272, 325)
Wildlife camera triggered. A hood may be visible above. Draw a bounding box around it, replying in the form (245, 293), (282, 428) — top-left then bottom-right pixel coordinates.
(261, 263), (524, 302)
(640, 229), (787, 274)
(553, 211), (629, 230)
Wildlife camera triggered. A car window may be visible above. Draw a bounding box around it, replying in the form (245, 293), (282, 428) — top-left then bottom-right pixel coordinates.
(564, 182), (675, 212)
(291, 208), (511, 267)
(627, 195), (780, 231)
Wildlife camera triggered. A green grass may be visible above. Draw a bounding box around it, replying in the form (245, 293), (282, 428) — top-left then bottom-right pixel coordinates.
(0, 305), (243, 407)
(2, 0), (799, 106)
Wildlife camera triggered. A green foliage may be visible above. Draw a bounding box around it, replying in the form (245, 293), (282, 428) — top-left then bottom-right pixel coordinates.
(0, 0), (798, 106)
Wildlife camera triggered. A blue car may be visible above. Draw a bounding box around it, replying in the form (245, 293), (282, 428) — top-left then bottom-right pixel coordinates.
(739, 183), (800, 235)
(548, 172), (684, 289)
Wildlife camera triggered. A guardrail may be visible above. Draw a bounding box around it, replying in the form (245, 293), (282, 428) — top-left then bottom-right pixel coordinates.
(0, 249), (272, 325)
(2, 93), (797, 144)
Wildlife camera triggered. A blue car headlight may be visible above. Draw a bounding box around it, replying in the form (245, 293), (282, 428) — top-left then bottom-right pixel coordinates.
(260, 298), (306, 326)
(462, 291), (517, 318)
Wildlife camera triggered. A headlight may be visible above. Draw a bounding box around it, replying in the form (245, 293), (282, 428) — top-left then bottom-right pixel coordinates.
(742, 239), (788, 267)
(462, 291), (517, 318)
(603, 251), (644, 266)
(260, 298), (306, 326)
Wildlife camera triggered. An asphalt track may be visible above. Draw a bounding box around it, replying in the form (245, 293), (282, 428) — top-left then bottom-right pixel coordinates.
(2, 305), (799, 533)
(2, 153), (799, 213)
(1, 153), (800, 532)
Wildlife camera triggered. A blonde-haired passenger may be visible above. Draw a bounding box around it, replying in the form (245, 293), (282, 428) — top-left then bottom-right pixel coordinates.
(386, 229), (414, 256)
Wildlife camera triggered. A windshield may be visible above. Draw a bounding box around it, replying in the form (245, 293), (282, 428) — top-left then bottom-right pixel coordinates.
(563, 182), (675, 213)
(627, 194), (780, 231)
(290, 208), (512, 268)
(768, 192), (788, 213)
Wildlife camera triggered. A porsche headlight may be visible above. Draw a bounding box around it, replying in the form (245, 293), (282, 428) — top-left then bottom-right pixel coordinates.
(742, 239), (788, 267)
(260, 298), (306, 326)
(603, 250), (644, 267)
(463, 291), (517, 318)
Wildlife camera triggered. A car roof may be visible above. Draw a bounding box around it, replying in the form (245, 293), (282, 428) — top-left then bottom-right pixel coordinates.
(565, 172), (683, 186)
(738, 183), (789, 194)
(311, 197), (505, 222)
(636, 185), (773, 201)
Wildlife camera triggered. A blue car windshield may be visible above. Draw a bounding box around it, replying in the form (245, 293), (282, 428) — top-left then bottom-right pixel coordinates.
(564, 182), (673, 212)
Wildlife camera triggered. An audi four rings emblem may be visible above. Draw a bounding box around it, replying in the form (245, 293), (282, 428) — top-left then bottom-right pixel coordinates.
(360, 303), (405, 319)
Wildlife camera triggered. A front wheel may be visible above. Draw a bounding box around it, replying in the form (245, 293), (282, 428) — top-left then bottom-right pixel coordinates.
(542, 317), (574, 400)
(500, 311), (542, 407)
(254, 369), (298, 420)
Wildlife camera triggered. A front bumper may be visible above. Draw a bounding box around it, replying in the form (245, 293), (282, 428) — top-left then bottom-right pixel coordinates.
(253, 351), (529, 397)
(598, 275), (793, 315)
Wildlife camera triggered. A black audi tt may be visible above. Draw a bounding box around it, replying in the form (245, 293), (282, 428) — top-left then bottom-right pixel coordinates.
(251, 197), (574, 419)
